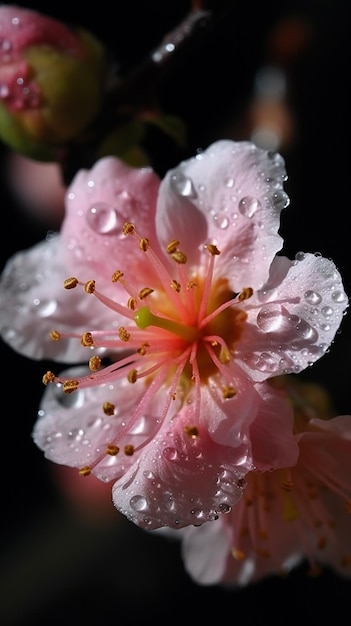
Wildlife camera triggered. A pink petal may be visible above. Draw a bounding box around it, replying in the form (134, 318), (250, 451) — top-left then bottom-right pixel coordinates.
(156, 140), (288, 289)
(237, 253), (348, 381)
(112, 408), (250, 530)
(0, 238), (114, 361)
(61, 157), (163, 285)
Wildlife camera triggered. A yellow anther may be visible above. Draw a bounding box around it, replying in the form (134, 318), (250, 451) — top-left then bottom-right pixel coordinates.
(139, 287), (154, 300)
(128, 297), (137, 310)
(238, 287), (253, 302)
(81, 332), (94, 347)
(50, 330), (61, 341)
(112, 270), (124, 282)
(184, 425), (199, 439)
(166, 240), (180, 254)
(222, 385), (237, 399)
(232, 547), (245, 561)
(137, 342), (149, 355)
(171, 280), (181, 292)
(103, 401), (115, 416)
(64, 277), (78, 289)
(219, 346), (231, 363)
(84, 280), (96, 294)
(124, 444), (134, 456)
(79, 466), (91, 477)
(127, 369), (138, 383)
(89, 355), (101, 371)
(118, 327), (131, 342)
(206, 243), (221, 256)
(171, 250), (187, 264)
(63, 379), (79, 394)
(187, 280), (197, 289)
(106, 444), (120, 456)
(42, 370), (55, 385)
(123, 222), (135, 235)
(139, 238), (149, 251)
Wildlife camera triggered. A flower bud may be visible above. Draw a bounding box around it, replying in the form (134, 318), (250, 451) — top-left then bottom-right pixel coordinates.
(0, 5), (107, 160)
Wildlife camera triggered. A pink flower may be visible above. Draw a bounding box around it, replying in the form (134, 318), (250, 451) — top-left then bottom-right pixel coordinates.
(0, 140), (347, 528)
(177, 377), (351, 586)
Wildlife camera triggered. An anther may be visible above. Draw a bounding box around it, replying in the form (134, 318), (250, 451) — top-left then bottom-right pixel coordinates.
(206, 243), (221, 256)
(50, 330), (61, 341)
(106, 444), (120, 456)
(128, 297), (137, 310)
(171, 250), (187, 264)
(171, 280), (181, 292)
(81, 332), (94, 347)
(127, 369), (138, 383)
(137, 342), (149, 355)
(79, 466), (91, 477)
(222, 385), (237, 399)
(63, 379), (79, 394)
(42, 371), (55, 385)
(64, 277), (78, 289)
(118, 327), (131, 342)
(112, 270), (124, 282)
(84, 280), (96, 294)
(232, 547), (245, 561)
(89, 356), (101, 371)
(123, 222), (135, 235)
(138, 287), (154, 300)
(184, 425), (199, 439)
(166, 240), (180, 254)
(139, 238), (149, 251)
(124, 444), (134, 456)
(103, 401), (115, 416)
(238, 287), (253, 302)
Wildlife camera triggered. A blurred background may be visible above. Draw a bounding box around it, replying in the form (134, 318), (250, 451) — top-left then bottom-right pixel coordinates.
(1, 0), (351, 623)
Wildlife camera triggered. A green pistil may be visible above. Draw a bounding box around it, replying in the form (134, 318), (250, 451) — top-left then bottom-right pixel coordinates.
(134, 306), (199, 342)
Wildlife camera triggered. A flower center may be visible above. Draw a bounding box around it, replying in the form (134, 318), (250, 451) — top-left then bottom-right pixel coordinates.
(43, 222), (253, 476)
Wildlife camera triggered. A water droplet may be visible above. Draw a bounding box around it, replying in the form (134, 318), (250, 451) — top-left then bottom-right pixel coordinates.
(238, 196), (261, 218)
(163, 447), (178, 461)
(130, 495), (148, 512)
(332, 291), (346, 303)
(32, 298), (57, 317)
(218, 503), (232, 513)
(304, 290), (322, 305)
(225, 177), (235, 188)
(86, 203), (123, 235)
(170, 173), (197, 198)
(321, 306), (333, 317)
(213, 213), (229, 229)
(295, 251), (305, 261)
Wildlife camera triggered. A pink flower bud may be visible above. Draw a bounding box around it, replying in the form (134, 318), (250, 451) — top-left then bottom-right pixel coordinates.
(0, 5), (106, 159)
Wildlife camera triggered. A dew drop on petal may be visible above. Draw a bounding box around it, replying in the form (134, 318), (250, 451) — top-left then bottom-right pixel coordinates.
(86, 203), (123, 235)
(304, 290), (322, 305)
(331, 290), (347, 303)
(238, 196), (261, 218)
(170, 173), (197, 198)
(129, 495), (148, 512)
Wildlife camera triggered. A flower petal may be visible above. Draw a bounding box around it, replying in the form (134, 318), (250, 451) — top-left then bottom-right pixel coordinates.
(0, 238), (114, 361)
(112, 407), (250, 530)
(238, 253), (348, 381)
(156, 140), (288, 288)
(62, 156), (163, 284)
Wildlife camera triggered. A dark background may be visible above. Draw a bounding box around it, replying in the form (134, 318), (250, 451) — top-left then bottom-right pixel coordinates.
(1, 1), (351, 624)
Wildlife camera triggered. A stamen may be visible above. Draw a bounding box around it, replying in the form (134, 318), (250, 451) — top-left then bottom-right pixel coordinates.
(64, 277), (79, 289)
(50, 330), (60, 341)
(89, 356), (101, 371)
(103, 402), (115, 416)
(79, 466), (91, 476)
